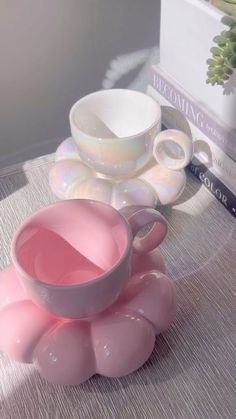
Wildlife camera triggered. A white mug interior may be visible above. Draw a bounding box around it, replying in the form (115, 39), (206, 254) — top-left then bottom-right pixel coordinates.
(69, 89), (161, 177)
(70, 89), (160, 139)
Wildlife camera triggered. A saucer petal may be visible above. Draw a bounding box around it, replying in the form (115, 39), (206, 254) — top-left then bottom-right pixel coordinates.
(35, 321), (95, 385)
(0, 265), (27, 312)
(91, 311), (155, 377)
(118, 271), (176, 334)
(68, 178), (113, 204)
(140, 165), (186, 205)
(49, 160), (93, 199)
(0, 301), (55, 363)
(55, 137), (80, 162)
(131, 249), (166, 275)
(112, 179), (157, 209)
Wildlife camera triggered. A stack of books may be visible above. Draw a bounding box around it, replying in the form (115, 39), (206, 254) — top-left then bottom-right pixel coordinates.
(147, 65), (236, 217)
(146, 0), (236, 217)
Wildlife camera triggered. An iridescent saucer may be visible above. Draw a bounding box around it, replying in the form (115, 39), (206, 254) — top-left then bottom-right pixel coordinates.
(49, 138), (186, 209)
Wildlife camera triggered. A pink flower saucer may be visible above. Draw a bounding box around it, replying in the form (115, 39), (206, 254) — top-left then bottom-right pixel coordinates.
(0, 249), (176, 386)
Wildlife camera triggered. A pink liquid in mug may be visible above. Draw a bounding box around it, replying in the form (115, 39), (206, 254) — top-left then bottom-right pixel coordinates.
(17, 227), (104, 285)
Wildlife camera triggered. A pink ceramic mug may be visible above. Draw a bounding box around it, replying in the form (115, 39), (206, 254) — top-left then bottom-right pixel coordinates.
(11, 200), (167, 319)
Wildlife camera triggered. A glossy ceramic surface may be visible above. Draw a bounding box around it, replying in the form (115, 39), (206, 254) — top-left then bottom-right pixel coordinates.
(0, 249), (176, 385)
(10, 200), (167, 318)
(50, 137), (186, 209)
(69, 89), (161, 177)
(153, 129), (194, 170)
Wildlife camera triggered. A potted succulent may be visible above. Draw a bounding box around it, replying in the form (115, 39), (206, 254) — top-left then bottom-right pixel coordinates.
(207, 0), (236, 85)
(159, 0), (236, 129)
(211, 0), (236, 14)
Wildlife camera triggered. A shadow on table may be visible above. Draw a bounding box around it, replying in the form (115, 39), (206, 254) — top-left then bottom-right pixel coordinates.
(172, 169), (203, 206)
(0, 164), (28, 201)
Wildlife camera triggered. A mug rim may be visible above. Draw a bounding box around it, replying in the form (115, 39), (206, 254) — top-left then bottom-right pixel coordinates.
(69, 88), (161, 143)
(11, 199), (133, 290)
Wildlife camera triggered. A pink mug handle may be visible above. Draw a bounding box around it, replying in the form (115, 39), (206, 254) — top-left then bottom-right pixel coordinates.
(120, 206), (168, 254)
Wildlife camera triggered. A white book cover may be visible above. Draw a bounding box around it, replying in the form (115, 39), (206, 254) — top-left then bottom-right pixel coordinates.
(159, 0), (236, 129)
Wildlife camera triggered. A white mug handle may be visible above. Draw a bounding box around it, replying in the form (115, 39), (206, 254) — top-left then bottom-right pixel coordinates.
(153, 129), (193, 170)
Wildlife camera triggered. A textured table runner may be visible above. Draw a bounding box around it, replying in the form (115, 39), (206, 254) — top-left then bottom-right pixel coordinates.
(0, 155), (235, 419)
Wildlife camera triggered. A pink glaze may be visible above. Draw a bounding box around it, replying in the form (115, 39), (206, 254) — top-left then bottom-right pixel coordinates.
(91, 311), (155, 378)
(0, 251), (176, 386)
(17, 227), (104, 285)
(14, 200), (128, 274)
(131, 248), (166, 276)
(0, 265), (27, 310)
(10, 200), (168, 319)
(117, 270), (176, 334)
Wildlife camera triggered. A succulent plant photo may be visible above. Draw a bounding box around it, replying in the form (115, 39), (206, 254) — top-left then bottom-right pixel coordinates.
(207, 0), (236, 85)
(211, 0), (236, 14)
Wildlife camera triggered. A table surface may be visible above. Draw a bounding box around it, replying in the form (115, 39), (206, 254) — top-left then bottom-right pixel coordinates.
(0, 155), (235, 419)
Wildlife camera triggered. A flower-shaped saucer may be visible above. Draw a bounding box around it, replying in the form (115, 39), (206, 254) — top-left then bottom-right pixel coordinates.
(49, 138), (186, 210)
(0, 249), (176, 386)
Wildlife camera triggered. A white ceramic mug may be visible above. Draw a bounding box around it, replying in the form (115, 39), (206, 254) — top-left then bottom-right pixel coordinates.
(69, 89), (161, 177)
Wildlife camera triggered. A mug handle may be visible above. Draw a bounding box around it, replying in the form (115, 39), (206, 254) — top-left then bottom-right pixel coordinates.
(153, 129), (193, 170)
(120, 205), (168, 254)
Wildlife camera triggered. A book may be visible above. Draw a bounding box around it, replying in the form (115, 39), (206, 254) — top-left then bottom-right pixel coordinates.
(147, 65), (236, 217)
(148, 83), (236, 195)
(150, 65), (236, 161)
(189, 158), (236, 217)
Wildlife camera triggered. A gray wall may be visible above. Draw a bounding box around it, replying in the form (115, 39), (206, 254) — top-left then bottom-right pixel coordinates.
(0, 0), (160, 167)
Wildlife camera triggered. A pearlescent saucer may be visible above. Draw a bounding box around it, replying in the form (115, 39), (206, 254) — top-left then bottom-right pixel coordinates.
(49, 138), (186, 209)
